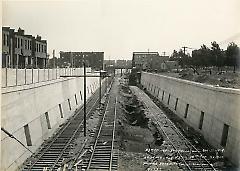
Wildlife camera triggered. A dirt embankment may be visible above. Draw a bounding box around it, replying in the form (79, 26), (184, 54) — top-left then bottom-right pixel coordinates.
(161, 69), (240, 89)
(116, 84), (180, 171)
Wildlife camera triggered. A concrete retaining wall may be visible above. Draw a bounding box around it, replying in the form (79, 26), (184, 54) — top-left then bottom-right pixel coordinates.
(141, 72), (240, 166)
(1, 68), (103, 171)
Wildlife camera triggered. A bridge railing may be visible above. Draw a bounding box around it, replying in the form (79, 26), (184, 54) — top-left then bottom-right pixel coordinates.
(1, 68), (91, 88)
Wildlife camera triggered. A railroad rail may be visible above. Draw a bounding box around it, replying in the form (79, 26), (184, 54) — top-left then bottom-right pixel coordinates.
(21, 79), (111, 171)
(78, 79), (118, 170)
(131, 86), (217, 171)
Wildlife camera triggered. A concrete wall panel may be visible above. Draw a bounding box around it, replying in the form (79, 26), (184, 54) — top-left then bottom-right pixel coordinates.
(17, 69), (25, 86)
(2, 68), (7, 87)
(8, 69), (17, 86)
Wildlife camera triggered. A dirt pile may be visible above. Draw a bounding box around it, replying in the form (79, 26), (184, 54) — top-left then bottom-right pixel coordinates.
(124, 97), (149, 128)
(179, 69), (240, 89)
(118, 90), (155, 152)
(160, 68), (240, 89)
(117, 83), (176, 171)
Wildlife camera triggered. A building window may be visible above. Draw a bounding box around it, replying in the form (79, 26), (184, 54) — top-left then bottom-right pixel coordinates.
(15, 37), (17, 47)
(199, 111), (204, 130)
(184, 104), (189, 118)
(20, 38), (23, 47)
(6, 35), (9, 46)
(45, 112), (51, 129)
(59, 104), (63, 118)
(221, 124), (229, 147)
(24, 124), (32, 146)
(3, 34), (6, 45)
(162, 91), (165, 101)
(30, 41), (32, 50)
(17, 38), (20, 48)
(25, 40), (27, 49)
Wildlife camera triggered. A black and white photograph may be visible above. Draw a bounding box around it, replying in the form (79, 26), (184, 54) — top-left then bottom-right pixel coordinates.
(1, 0), (240, 170)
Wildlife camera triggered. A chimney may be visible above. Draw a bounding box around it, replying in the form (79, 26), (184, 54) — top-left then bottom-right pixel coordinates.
(18, 27), (24, 35)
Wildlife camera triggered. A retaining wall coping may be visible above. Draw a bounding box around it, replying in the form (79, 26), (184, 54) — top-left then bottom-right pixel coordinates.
(1, 77), (74, 95)
(142, 72), (240, 95)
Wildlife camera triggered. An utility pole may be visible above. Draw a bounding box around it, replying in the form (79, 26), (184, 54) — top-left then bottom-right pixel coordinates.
(83, 58), (86, 137)
(182, 46), (187, 56)
(70, 51), (73, 68)
(99, 72), (101, 108)
(60, 67), (110, 137)
(53, 49), (55, 68)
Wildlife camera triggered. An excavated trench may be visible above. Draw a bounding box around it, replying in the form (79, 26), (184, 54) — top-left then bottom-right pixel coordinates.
(117, 84), (182, 171)
(117, 84), (164, 153)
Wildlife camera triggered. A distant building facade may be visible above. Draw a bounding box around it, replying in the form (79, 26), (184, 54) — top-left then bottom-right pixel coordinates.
(126, 60), (132, 68)
(59, 52), (104, 70)
(2, 27), (48, 68)
(104, 59), (132, 69)
(161, 61), (179, 70)
(132, 52), (169, 71)
(104, 60), (116, 68)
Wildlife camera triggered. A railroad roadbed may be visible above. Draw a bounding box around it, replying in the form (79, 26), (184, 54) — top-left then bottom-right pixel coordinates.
(20, 78), (113, 171)
(78, 77), (119, 170)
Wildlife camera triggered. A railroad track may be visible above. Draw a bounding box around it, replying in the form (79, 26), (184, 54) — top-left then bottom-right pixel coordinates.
(131, 86), (218, 171)
(21, 79), (111, 171)
(78, 79), (118, 171)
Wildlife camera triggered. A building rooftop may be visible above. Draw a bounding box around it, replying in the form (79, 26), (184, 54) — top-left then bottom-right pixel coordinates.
(133, 52), (159, 55)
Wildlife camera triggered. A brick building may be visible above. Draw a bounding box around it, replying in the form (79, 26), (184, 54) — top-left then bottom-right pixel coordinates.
(59, 52), (104, 70)
(132, 52), (169, 71)
(2, 27), (48, 68)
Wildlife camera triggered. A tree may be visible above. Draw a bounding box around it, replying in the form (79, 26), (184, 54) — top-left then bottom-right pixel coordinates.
(225, 42), (240, 72)
(170, 49), (191, 67)
(192, 44), (212, 67)
(210, 41), (225, 70)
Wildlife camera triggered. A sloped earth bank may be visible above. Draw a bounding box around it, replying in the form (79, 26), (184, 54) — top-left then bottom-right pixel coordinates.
(116, 84), (182, 171)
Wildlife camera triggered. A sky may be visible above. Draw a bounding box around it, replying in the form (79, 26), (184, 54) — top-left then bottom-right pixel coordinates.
(2, 0), (240, 60)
